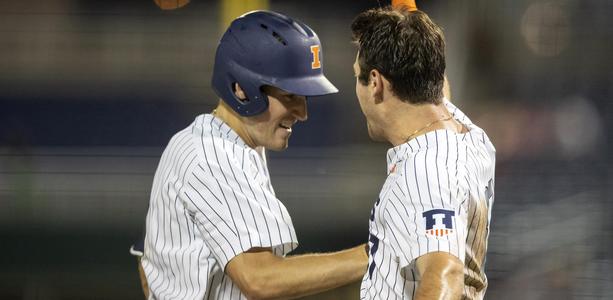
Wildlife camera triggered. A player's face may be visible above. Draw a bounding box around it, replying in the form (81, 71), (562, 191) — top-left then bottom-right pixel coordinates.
(354, 56), (386, 142)
(244, 86), (308, 151)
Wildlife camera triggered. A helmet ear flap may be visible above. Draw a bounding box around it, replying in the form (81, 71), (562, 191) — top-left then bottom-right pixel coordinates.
(227, 69), (270, 116)
(212, 60), (270, 116)
(229, 81), (248, 105)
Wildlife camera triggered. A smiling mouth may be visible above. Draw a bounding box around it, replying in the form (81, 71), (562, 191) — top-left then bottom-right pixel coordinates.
(279, 118), (297, 133)
(279, 124), (292, 132)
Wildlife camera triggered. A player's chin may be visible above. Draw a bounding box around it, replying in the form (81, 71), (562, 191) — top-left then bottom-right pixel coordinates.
(267, 143), (289, 151)
(266, 137), (290, 151)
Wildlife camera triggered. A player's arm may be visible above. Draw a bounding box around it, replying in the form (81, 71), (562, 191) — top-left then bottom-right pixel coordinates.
(414, 252), (463, 300)
(389, 153), (465, 299)
(226, 245), (368, 300)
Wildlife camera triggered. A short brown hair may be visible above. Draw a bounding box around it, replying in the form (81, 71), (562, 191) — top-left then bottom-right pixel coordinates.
(351, 7), (446, 104)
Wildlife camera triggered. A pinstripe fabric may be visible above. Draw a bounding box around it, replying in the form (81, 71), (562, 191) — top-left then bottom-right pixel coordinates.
(360, 101), (496, 300)
(142, 114), (298, 300)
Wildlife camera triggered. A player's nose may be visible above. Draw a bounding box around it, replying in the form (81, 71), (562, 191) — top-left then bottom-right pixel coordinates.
(291, 97), (308, 122)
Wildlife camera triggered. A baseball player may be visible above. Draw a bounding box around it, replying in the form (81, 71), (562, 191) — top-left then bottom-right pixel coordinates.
(351, 5), (496, 300)
(135, 10), (368, 300)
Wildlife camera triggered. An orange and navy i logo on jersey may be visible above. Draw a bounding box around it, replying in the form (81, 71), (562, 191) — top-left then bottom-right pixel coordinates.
(310, 45), (321, 69)
(423, 209), (455, 237)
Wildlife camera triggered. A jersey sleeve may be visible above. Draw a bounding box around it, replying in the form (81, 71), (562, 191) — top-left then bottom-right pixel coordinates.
(181, 136), (298, 270)
(385, 141), (468, 270)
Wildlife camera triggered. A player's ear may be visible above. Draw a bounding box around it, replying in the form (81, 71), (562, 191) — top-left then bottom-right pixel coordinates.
(233, 83), (247, 100)
(369, 69), (384, 103)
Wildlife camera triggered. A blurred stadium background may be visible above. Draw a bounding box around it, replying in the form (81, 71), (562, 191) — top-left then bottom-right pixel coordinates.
(0, 0), (611, 299)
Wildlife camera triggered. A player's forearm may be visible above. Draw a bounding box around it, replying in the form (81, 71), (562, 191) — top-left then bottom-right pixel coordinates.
(414, 257), (463, 300)
(249, 244), (368, 300)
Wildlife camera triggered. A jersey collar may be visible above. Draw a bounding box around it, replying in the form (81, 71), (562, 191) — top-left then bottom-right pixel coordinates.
(385, 100), (472, 175)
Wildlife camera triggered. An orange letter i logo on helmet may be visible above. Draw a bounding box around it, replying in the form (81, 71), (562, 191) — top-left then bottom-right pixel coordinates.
(310, 45), (321, 69)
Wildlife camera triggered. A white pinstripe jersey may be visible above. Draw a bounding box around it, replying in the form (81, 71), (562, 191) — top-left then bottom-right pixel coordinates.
(142, 114), (298, 300)
(360, 101), (496, 300)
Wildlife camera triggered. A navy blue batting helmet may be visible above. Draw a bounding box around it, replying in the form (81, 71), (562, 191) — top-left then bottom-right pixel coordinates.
(211, 10), (338, 116)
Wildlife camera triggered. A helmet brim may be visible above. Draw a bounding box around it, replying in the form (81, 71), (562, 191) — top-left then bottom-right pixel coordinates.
(274, 74), (338, 97)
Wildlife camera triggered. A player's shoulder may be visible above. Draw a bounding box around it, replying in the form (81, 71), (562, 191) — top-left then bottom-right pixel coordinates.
(162, 120), (197, 153)
(459, 117), (496, 160)
(444, 99), (496, 153)
(187, 114), (261, 169)
(188, 114), (221, 139)
(444, 98), (474, 125)
(160, 114), (232, 164)
(185, 114), (246, 149)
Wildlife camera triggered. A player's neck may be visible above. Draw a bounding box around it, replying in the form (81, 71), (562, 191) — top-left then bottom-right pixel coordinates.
(212, 101), (257, 148)
(384, 101), (457, 146)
